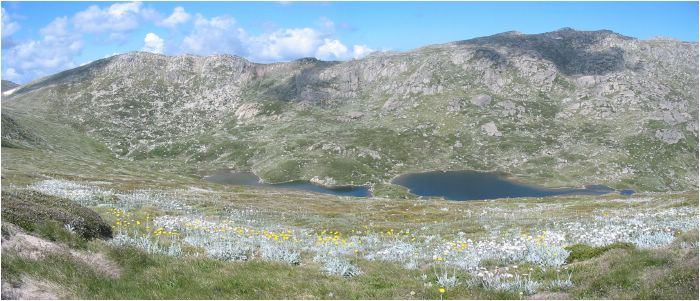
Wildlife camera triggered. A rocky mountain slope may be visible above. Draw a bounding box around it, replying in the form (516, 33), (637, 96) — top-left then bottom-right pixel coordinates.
(3, 28), (698, 192)
(1, 80), (19, 92)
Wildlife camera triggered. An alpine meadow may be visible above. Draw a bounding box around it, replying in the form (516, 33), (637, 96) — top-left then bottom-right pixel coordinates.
(1, 1), (698, 300)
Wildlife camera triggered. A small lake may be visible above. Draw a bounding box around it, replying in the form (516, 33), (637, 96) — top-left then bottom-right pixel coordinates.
(392, 170), (631, 201)
(204, 171), (371, 197)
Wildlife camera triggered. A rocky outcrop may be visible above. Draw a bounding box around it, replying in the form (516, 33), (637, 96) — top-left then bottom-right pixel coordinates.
(481, 122), (503, 137)
(655, 129), (685, 144)
(470, 94), (492, 107)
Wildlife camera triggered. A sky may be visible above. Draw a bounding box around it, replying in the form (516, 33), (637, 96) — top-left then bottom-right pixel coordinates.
(1, 1), (698, 84)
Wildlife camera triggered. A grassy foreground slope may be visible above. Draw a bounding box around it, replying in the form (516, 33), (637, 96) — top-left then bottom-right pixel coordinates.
(1, 172), (697, 299)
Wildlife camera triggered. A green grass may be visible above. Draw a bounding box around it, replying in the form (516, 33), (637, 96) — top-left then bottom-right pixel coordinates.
(1, 245), (444, 299)
(34, 221), (91, 250)
(568, 240), (698, 299)
(565, 242), (636, 263)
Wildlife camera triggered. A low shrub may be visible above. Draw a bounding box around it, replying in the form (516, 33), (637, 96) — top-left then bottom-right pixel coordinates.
(1, 190), (112, 239)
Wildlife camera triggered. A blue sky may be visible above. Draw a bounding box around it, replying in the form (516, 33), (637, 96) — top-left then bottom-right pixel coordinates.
(1, 1), (698, 83)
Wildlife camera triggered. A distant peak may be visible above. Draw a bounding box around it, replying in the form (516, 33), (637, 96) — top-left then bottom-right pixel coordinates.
(494, 30), (523, 36)
(294, 57), (321, 63)
(113, 51), (249, 62)
(550, 28), (625, 38)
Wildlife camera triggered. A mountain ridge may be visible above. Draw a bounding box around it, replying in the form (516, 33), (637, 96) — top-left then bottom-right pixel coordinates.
(9, 28), (697, 96)
(3, 28), (698, 194)
(1, 80), (20, 93)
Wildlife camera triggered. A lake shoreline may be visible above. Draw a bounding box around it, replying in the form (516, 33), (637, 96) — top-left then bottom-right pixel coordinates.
(203, 169), (372, 197)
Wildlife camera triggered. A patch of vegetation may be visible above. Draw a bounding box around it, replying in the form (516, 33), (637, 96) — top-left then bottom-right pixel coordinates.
(1, 177), (697, 299)
(371, 182), (416, 199)
(1, 246), (439, 299)
(1, 190), (112, 240)
(568, 243), (698, 299)
(565, 242), (635, 262)
(1, 113), (44, 149)
(34, 220), (90, 250)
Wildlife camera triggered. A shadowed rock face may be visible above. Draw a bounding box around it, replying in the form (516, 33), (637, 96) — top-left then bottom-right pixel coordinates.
(457, 28), (631, 76)
(3, 29), (698, 191)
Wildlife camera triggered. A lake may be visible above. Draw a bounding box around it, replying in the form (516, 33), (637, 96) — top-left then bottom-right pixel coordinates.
(204, 170), (371, 197)
(392, 170), (630, 201)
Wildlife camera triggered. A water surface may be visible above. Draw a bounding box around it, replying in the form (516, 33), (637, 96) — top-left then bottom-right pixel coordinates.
(204, 171), (371, 197)
(392, 170), (629, 201)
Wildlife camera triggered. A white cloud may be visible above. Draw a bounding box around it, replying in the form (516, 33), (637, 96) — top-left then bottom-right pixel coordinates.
(317, 16), (335, 31)
(179, 16), (376, 63)
(1, 16), (83, 83)
(108, 1), (142, 16)
(248, 27), (323, 62)
(2, 4), (377, 83)
(238, 17), (371, 62)
(181, 14), (245, 55)
(72, 1), (145, 40)
(315, 38), (348, 60)
(313, 39), (374, 61)
(1, 7), (20, 38)
(158, 6), (191, 28)
(143, 32), (164, 54)
(1, 7), (21, 48)
(351, 44), (374, 59)
(4, 67), (20, 82)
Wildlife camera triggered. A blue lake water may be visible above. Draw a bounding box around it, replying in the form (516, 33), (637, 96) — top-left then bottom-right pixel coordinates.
(204, 171), (371, 197)
(391, 170), (631, 201)
(205, 170), (633, 201)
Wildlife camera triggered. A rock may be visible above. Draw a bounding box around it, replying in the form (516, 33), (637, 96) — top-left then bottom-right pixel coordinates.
(447, 98), (464, 113)
(481, 122), (503, 137)
(576, 75), (596, 88)
(1, 277), (62, 300)
(358, 149), (382, 160)
(234, 103), (260, 120)
(1, 225), (121, 278)
(528, 292), (570, 300)
(470, 94), (492, 107)
(653, 100), (690, 125)
(347, 111), (364, 119)
(655, 128), (684, 144)
(497, 100), (524, 117)
(382, 97), (402, 111)
(310, 176), (337, 187)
